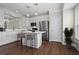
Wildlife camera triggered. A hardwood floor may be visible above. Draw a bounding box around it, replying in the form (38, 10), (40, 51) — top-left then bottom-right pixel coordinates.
(0, 41), (79, 55)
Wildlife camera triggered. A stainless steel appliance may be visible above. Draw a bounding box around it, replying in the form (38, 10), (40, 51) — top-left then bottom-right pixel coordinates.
(39, 21), (49, 41)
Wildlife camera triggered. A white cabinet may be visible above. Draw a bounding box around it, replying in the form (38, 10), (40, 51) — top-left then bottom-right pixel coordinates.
(0, 31), (17, 46)
(22, 31), (44, 48)
(0, 21), (4, 28)
(25, 34), (42, 48)
(1, 32), (7, 45)
(6, 32), (17, 43)
(0, 32), (2, 45)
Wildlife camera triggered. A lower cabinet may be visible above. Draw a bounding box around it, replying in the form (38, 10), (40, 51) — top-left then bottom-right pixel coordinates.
(0, 32), (17, 46)
(26, 35), (41, 48)
(23, 33), (42, 48)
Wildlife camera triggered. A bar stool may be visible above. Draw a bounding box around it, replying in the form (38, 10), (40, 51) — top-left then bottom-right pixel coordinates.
(17, 32), (25, 50)
(25, 33), (36, 48)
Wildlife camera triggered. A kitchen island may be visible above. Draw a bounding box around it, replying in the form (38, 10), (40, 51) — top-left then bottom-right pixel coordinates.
(22, 31), (45, 48)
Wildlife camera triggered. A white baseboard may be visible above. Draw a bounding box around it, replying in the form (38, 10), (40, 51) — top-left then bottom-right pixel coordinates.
(49, 40), (65, 45)
(0, 40), (18, 46)
(72, 43), (79, 51)
(61, 42), (66, 45)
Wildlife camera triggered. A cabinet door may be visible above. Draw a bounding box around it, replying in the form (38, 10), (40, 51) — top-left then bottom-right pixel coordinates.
(1, 32), (7, 45)
(0, 32), (7, 46)
(26, 39), (32, 47)
(6, 32), (17, 44)
(32, 34), (42, 48)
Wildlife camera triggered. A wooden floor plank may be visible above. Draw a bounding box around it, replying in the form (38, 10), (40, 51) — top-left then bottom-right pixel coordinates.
(0, 41), (79, 55)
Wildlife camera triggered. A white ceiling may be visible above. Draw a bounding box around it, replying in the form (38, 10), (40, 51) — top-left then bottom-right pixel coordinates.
(63, 3), (77, 10)
(0, 3), (63, 17)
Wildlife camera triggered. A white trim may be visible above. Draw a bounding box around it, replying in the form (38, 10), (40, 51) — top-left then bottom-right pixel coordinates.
(72, 43), (79, 51)
(61, 41), (66, 45)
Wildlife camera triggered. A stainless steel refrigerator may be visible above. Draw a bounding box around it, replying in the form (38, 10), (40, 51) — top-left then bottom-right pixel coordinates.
(39, 21), (49, 41)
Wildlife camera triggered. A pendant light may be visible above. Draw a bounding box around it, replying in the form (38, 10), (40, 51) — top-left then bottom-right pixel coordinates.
(34, 3), (38, 15)
(26, 5), (30, 17)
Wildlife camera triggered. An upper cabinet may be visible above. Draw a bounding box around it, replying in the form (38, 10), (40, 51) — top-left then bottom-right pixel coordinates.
(0, 8), (4, 28)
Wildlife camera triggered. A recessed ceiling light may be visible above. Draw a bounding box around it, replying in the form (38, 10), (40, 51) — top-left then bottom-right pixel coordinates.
(26, 14), (30, 17)
(34, 12), (38, 15)
(16, 10), (18, 13)
(34, 3), (38, 16)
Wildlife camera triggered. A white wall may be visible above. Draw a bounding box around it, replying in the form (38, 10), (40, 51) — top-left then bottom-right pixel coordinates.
(63, 9), (74, 44)
(74, 5), (79, 40)
(63, 9), (74, 30)
(49, 9), (62, 42)
(72, 5), (79, 51)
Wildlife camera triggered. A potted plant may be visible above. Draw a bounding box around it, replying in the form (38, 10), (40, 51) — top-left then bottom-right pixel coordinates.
(64, 28), (73, 47)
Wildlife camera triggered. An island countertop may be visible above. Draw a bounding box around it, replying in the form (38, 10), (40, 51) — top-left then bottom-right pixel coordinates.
(22, 30), (46, 34)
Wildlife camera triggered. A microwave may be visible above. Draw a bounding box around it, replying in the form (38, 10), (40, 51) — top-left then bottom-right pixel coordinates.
(0, 27), (4, 31)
